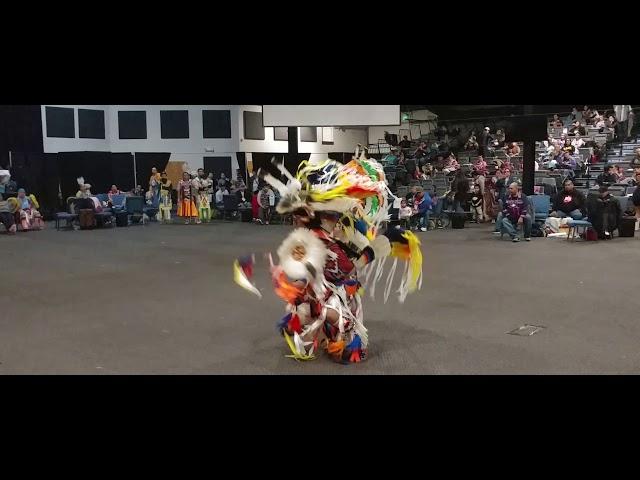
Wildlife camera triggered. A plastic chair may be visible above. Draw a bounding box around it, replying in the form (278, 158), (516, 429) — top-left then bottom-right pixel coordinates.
(55, 197), (79, 230)
(567, 219), (593, 241)
(125, 196), (145, 225)
(529, 194), (551, 222)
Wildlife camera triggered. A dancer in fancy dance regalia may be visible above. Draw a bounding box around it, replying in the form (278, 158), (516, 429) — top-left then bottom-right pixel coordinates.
(233, 148), (423, 364)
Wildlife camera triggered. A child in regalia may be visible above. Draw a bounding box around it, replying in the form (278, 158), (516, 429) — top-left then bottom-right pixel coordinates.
(177, 171), (197, 224)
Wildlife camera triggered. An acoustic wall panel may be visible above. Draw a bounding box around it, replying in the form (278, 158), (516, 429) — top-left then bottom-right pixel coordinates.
(78, 109), (106, 139)
(160, 110), (190, 139)
(118, 110), (147, 139)
(243, 111), (265, 140)
(299, 127), (317, 142)
(203, 110), (231, 138)
(273, 127), (289, 141)
(45, 106), (75, 138)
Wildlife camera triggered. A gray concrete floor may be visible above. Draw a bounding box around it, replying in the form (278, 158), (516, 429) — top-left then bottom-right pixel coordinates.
(2, 220), (640, 374)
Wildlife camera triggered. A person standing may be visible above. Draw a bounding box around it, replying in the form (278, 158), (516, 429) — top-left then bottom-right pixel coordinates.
(614, 105), (633, 141)
(470, 184), (484, 223)
(157, 172), (173, 223)
(177, 172), (197, 225)
(479, 127), (492, 157)
(257, 184), (275, 225)
(149, 167), (161, 206)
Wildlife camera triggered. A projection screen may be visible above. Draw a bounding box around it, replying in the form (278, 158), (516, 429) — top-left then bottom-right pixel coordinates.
(262, 105), (400, 127)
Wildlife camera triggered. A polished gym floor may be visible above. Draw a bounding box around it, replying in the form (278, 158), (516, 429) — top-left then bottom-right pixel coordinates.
(2, 220), (639, 374)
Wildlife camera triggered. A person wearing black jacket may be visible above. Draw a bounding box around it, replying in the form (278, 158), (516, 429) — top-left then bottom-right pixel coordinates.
(398, 135), (412, 149)
(550, 179), (585, 220)
(479, 127), (492, 157)
(632, 171), (640, 231)
(596, 165), (617, 186)
(586, 186), (623, 239)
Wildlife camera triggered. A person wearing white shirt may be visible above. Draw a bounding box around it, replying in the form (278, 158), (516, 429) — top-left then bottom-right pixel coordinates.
(215, 186), (228, 209)
(571, 134), (585, 150)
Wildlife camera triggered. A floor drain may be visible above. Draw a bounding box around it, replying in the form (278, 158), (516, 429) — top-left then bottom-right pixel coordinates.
(507, 325), (546, 336)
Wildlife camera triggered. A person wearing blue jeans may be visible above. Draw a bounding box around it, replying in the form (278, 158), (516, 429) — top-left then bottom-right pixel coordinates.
(499, 182), (532, 242)
(550, 179), (585, 220)
(411, 188), (433, 232)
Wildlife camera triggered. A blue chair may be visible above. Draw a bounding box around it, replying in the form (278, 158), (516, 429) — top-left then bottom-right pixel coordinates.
(55, 197), (79, 230)
(529, 194), (551, 222)
(567, 219), (593, 241)
(110, 194), (126, 211)
(126, 196), (146, 225)
(95, 193), (109, 205)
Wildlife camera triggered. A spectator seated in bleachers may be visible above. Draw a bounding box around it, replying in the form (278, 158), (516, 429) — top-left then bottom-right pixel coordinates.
(571, 134), (586, 150)
(442, 153), (460, 175)
(570, 121), (586, 136)
(582, 106), (593, 125)
(612, 165), (625, 184)
(410, 186), (433, 232)
(497, 182), (532, 243)
(561, 138), (576, 156)
(631, 148), (640, 169)
(464, 132), (479, 151)
(505, 142), (520, 157)
(382, 148), (400, 166)
(398, 135), (412, 150)
(571, 107), (582, 123)
(550, 179), (585, 220)
(492, 129), (506, 149)
(596, 165), (617, 186)
(558, 152), (577, 179)
(586, 185), (622, 239)
(550, 114), (564, 128)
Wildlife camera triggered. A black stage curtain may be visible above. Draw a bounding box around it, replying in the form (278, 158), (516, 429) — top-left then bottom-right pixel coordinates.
(251, 153), (286, 179)
(111, 153), (135, 192)
(203, 156), (233, 182)
(134, 152), (170, 189)
(57, 152), (114, 200)
(250, 152), (310, 180)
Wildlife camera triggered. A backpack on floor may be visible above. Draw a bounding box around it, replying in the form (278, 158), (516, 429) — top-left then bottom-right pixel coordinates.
(79, 209), (95, 229)
(531, 223), (544, 237)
